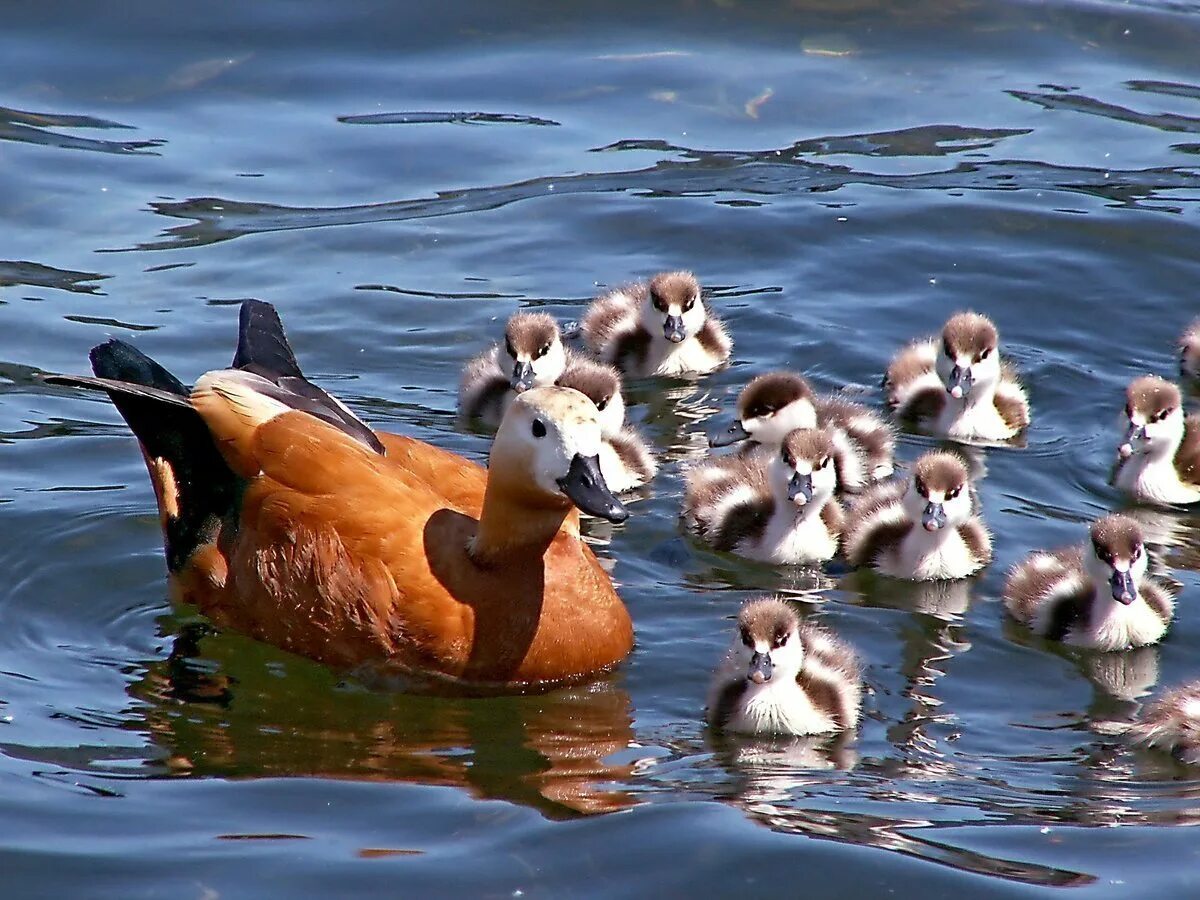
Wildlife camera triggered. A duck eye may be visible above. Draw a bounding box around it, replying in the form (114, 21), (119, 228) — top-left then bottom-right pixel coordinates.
(947, 486), (962, 500)
(596, 398), (608, 411)
(1124, 405), (1134, 420)
(819, 456), (831, 470)
(651, 293), (666, 312)
(531, 419), (547, 439)
(1156, 408), (1175, 423)
(536, 342), (551, 359)
(739, 627), (752, 648)
(978, 348), (992, 361)
(943, 338), (954, 358)
(683, 297), (695, 312)
(774, 632), (790, 649)
(914, 476), (928, 497)
(505, 340), (517, 359)
(1132, 544), (1143, 560)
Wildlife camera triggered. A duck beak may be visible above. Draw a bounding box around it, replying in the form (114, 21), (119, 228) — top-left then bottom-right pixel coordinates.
(1110, 569), (1137, 605)
(663, 315), (686, 344)
(922, 501), (947, 532)
(947, 365), (972, 400)
(788, 471), (813, 505)
(748, 651), (773, 685)
(511, 361), (536, 393)
(709, 418), (749, 447)
(557, 454), (627, 523)
(1118, 421), (1145, 460)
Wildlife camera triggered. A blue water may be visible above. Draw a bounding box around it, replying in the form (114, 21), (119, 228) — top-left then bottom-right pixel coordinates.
(5, 1), (1200, 895)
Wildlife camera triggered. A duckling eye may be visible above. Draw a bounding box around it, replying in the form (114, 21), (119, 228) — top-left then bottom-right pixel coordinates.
(1124, 405), (1134, 420)
(531, 419), (547, 439)
(535, 342), (551, 360)
(947, 486), (962, 500)
(596, 398), (608, 411)
(1154, 407), (1174, 423)
(505, 339), (517, 359)
(774, 631), (790, 649)
(1094, 544), (1111, 563)
(683, 297), (696, 313)
(914, 476), (928, 497)
(739, 627), (753, 648)
(942, 338), (954, 358)
(1132, 544), (1143, 561)
(818, 456), (831, 470)
(651, 292), (667, 313)
(976, 348), (992, 363)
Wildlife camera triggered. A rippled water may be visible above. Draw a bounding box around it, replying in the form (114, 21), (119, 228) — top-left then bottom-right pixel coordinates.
(5, 0), (1200, 895)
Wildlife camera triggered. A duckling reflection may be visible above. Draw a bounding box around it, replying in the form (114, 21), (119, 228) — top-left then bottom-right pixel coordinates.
(131, 627), (642, 818)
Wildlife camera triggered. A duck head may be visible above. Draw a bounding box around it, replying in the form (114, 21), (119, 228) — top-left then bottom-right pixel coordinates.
(555, 358), (627, 440)
(905, 451), (973, 533)
(1119, 375), (1184, 461)
(1086, 514), (1147, 606)
(639, 270), (706, 345)
(731, 598), (804, 685)
(773, 428), (838, 509)
(934, 312), (1002, 403)
(710, 371), (817, 448)
(503, 313), (567, 394)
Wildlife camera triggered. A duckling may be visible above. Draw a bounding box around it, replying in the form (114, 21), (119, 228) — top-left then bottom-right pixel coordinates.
(1180, 319), (1200, 379)
(581, 270), (732, 377)
(459, 312), (571, 426)
(885, 311), (1029, 441)
(1003, 514), (1174, 651)
(683, 428), (845, 565)
(1129, 680), (1200, 764)
(709, 371), (895, 491)
(556, 357), (658, 492)
(844, 450), (991, 580)
(47, 301), (634, 690)
(707, 598), (863, 736)
(1113, 375), (1200, 506)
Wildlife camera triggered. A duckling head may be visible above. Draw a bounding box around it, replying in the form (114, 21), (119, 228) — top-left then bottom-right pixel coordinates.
(555, 358), (626, 439)
(1120, 375), (1184, 461)
(773, 428), (838, 508)
(639, 270), (705, 345)
(710, 371), (817, 448)
(732, 598), (804, 685)
(934, 312), (1001, 402)
(1086, 514), (1147, 606)
(502, 312), (567, 394)
(905, 451), (972, 532)
(493, 385), (627, 523)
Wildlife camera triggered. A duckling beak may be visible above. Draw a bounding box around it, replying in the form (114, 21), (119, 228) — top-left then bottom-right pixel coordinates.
(1118, 422), (1144, 459)
(709, 418), (749, 447)
(557, 453), (627, 523)
(788, 471), (813, 505)
(922, 502), (947, 532)
(663, 315), (686, 344)
(748, 651), (773, 684)
(1110, 569), (1137, 605)
(511, 361), (536, 394)
(947, 365), (972, 400)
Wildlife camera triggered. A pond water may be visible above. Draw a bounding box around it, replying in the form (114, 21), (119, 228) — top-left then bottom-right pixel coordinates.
(4, 0), (1200, 895)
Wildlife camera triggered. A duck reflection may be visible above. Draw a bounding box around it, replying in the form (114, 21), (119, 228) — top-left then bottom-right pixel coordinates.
(130, 623), (641, 818)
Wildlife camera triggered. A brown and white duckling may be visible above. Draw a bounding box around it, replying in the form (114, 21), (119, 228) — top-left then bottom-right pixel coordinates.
(1114, 375), (1200, 506)
(556, 357), (658, 492)
(707, 598), (863, 736)
(1129, 680), (1200, 764)
(1003, 514), (1174, 651)
(683, 428), (845, 565)
(459, 312), (571, 426)
(885, 311), (1029, 441)
(1180, 319), (1200, 380)
(710, 371), (895, 491)
(844, 450), (991, 581)
(581, 270), (732, 377)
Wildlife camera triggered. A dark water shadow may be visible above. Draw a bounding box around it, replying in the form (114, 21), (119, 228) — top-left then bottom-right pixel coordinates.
(0, 105), (164, 155)
(338, 111), (559, 127)
(0, 260), (109, 295)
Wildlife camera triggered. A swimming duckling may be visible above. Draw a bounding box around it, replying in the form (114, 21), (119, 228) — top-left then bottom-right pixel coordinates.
(707, 598), (863, 736)
(844, 450), (991, 580)
(459, 312), (571, 426)
(1180, 320), (1200, 379)
(581, 270), (732, 377)
(709, 371), (895, 491)
(1003, 514), (1174, 651)
(1129, 680), (1200, 764)
(556, 357), (658, 492)
(1114, 375), (1200, 506)
(683, 428), (845, 565)
(885, 311), (1029, 441)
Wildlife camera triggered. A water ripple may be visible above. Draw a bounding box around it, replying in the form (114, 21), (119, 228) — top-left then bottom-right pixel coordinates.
(338, 111), (560, 127)
(0, 261), (109, 295)
(0, 106), (164, 156)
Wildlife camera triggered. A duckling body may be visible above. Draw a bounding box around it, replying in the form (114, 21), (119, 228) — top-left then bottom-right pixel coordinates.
(581, 271), (731, 377)
(684, 428), (844, 565)
(1130, 680), (1200, 764)
(1003, 514), (1174, 651)
(459, 312), (571, 427)
(844, 451), (991, 581)
(1114, 375), (1200, 506)
(556, 356), (657, 492)
(710, 371), (894, 492)
(1180, 320), (1200, 380)
(708, 598), (862, 736)
(885, 312), (1029, 442)
(49, 302), (633, 690)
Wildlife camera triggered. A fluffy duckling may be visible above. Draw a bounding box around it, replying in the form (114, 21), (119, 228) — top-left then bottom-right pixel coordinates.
(1114, 375), (1200, 506)
(1129, 680), (1200, 764)
(581, 270), (732, 377)
(48, 302), (634, 689)
(1180, 319), (1200, 379)
(709, 371), (895, 491)
(844, 451), (991, 581)
(556, 357), (658, 492)
(885, 311), (1029, 441)
(684, 428), (845, 565)
(1003, 514), (1174, 651)
(707, 598), (863, 736)
(459, 312), (571, 426)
